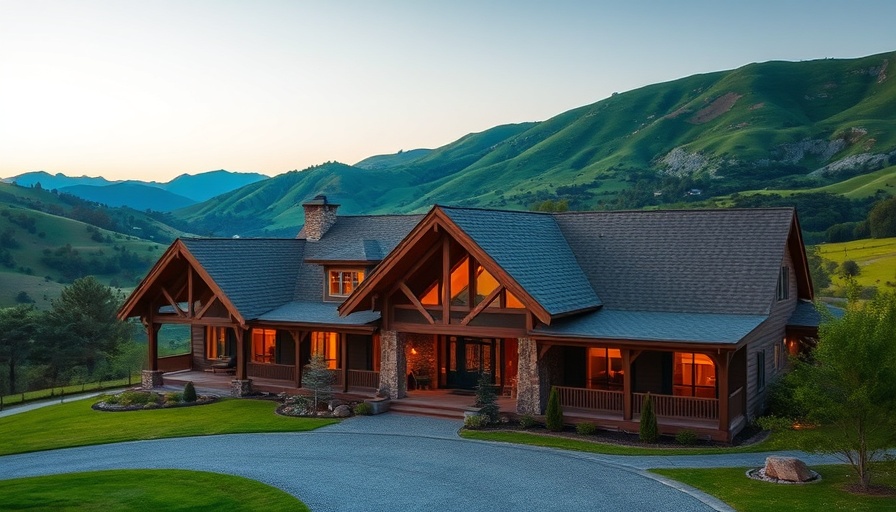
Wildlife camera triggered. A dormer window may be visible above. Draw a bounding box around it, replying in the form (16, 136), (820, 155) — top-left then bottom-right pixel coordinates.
(329, 269), (365, 298)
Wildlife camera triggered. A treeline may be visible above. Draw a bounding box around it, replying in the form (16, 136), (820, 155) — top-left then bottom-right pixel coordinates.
(0, 277), (144, 395)
(41, 242), (153, 283)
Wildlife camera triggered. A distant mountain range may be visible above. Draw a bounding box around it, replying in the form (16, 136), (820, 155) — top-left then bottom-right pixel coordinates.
(175, 51), (896, 237)
(4, 170), (267, 211)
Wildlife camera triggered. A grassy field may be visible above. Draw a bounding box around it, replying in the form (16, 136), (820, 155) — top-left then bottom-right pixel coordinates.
(653, 462), (896, 511)
(0, 375), (141, 408)
(816, 237), (896, 294)
(0, 398), (336, 456)
(0, 470), (308, 511)
(742, 166), (896, 200)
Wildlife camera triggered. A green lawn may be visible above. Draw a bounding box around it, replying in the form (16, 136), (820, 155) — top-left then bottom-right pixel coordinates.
(0, 469), (308, 511)
(0, 398), (336, 456)
(652, 462), (896, 511)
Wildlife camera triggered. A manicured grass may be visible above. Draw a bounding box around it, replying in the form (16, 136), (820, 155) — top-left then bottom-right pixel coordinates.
(459, 429), (779, 456)
(0, 469), (308, 511)
(0, 398), (336, 456)
(652, 461), (896, 511)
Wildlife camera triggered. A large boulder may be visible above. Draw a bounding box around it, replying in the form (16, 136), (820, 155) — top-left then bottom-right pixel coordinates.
(763, 456), (814, 482)
(332, 404), (352, 418)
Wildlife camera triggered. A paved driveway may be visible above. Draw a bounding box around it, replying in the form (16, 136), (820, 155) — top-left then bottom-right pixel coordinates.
(0, 414), (737, 512)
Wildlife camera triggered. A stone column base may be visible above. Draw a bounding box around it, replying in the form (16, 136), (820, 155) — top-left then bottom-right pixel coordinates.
(141, 370), (164, 390)
(230, 379), (253, 397)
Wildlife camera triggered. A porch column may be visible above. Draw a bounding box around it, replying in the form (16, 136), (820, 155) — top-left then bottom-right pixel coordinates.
(293, 331), (303, 388)
(622, 349), (632, 421)
(378, 330), (407, 399)
(146, 321), (159, 371)
(515, 337), (541, 415)
(235, 327), (247, 380)
(717, 352), (730, 434)
(341, 333), (348, 392)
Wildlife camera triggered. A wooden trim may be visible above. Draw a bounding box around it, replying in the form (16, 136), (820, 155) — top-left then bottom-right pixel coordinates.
(390, 321), (527, 338)
(187, 267), (194, 316)
(788, 213), (814, 301)
(235, 328), (246, 380)
(441, 237), (450, 324)
(536, 336), (740, 353)
(160, 287), (186, 317)
(399, 282), (435, 325)
(195, 295), (219, 319)
(341, 333), (348, 392)
(460, 285), (503, 326)
(622, 349), (632, 420)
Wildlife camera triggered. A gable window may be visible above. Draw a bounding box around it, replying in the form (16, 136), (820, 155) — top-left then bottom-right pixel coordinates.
(673, 352), (716, 398)
(311, 331), (339, 369)
(251, 328), (277, 364)
(329, 269), (364, 298)
(776, 266), (789, 301)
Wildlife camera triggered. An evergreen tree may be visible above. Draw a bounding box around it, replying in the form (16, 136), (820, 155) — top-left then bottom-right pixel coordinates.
(474, 372), (499, 424)
(183, 381), (197, 402)
(545, 386), (564, 431)
(0, 305), (37, 394)
(302, 353), (335, 415)
(639, 392), (659, 443)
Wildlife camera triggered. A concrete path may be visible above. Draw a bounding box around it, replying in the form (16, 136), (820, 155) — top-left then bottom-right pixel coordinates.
(0, 414), (738, 512)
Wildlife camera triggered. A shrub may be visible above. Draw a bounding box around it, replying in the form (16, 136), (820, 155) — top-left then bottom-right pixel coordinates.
(545, 387), (564, 431)
(675, 429), (698, 445)
(164, 392), (183, 404)
(474, 373), (499, 424)
(464, 414), (486, 429)
(756, 415), (793, 432)
(639, 392), (659, 443)
(183, 381), (197, 403)
(353, 402), (373, 416)
(576, 422), (597, 435)
(118, 391), (158, 406)
(519, 414), (538, 429)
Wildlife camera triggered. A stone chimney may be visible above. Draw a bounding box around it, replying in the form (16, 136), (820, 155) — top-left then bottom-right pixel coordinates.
(298, 195), (339, 241)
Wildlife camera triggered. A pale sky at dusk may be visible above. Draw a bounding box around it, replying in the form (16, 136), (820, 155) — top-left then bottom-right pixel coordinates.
(1, 1), (894, 182)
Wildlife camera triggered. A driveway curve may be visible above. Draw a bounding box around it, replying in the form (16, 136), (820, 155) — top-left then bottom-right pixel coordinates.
(0, 414), (733, 512)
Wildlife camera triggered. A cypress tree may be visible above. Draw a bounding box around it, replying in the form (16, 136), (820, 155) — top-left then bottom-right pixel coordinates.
(183, 381), (197, 403)
(639, 392), (659, 443)
(546, 386), (564, 431)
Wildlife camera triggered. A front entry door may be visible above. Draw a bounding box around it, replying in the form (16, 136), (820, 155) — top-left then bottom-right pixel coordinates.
(447, 337), (496, 389)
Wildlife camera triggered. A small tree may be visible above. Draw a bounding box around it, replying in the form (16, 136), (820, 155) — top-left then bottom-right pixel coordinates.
(840, 260), (860, 278)
(474, 372), (499, 424)
(302, 353), (335, 415)
(639, 392), (659, 443)
(790, 290), (896, 489)
(545, 386), (564, 431)
(183, 381), (197, 403)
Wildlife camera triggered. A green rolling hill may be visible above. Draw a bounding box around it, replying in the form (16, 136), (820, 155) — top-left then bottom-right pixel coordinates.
(174, 51), (896, 237)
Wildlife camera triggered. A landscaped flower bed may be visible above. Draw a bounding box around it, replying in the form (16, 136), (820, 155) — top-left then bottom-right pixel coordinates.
(92, 389), (218, 411)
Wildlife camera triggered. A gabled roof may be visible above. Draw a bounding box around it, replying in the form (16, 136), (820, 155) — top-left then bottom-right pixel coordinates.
(181, 238), (304, 320)
(439, 207), (601, 316)
(533, 308), (767, 345)
(787, 300), (844, 329)
(552, 208), (798, 315)
(301, 215), (424, 262)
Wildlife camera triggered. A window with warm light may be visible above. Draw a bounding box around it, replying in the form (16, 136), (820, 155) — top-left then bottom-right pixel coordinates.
(329, 269), (364, 298)
(311, 331), (339, 369)
(205, 326), (231, 360)
(251, 328), (277, 364)
(587, 348), (623, 390)
(673, 352), (716, 398)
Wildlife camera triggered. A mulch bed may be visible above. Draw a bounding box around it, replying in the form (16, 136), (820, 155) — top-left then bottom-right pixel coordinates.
(92, 392), (219, 412)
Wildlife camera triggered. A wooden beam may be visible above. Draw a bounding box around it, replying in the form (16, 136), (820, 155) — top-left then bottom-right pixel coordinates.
(187, 267), (194, 317)
(195, 295), (219, 320)
(539, 344), (551, 359)
(622, 349), (632, 420)
(717, 352), (731, 433)
(294, 331), (304, 388)
(235, 328), (246, 380)
(460, 285), (503, 326)
(341, 333), (348, 392)
(441, 237), (450, 325)
(399, 282), (435, 325)
(160, 287), (186, 318)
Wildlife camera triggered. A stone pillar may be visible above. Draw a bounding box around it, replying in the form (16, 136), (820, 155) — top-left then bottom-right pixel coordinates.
(231, 379), (252, 397)
(378, 330), (407, 399)
(515, 337), (541, 414)
(141, 370), (164, 390)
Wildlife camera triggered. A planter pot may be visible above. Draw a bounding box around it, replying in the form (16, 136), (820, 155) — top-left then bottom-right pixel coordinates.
(365, 398), (391, 415)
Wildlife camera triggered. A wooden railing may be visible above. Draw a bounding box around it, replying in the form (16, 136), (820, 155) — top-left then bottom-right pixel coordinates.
(347, 370), (379, 389)
(634, 392), (718, 420)
(555, 386), (623, 412)
(729, 386), (744, 420)
(157, 354), (192, 372)
(248, 363), (296, 382)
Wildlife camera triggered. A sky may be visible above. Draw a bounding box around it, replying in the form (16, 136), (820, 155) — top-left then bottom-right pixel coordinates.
(1, 1), (894, 182)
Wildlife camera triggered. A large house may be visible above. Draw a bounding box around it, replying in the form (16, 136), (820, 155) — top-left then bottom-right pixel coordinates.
(118, 196), (820, 441)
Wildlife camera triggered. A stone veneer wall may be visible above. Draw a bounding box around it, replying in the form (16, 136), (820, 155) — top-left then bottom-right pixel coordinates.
(230, 379), (252, 397)
(379, 330), (408, 399)
(405, 333), (437, 380)
(141, 370), (164, 390)
(302, 204), (338, 241)
(515, 337), (541, 414)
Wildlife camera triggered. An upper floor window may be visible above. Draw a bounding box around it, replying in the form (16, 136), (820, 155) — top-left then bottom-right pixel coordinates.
(329, 269), (364, 298)
(776, 266), (789, 301)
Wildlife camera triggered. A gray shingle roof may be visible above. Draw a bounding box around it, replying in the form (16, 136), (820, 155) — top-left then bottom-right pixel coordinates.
(301, 215), (424, 262)
(533, 308), (767, 344)
(440, 207), (602, 316)
(181, 238), (304, 320)
(257, 301), (380, 325)
(787, 300), (844, 328)
(552, 208), (795, 315)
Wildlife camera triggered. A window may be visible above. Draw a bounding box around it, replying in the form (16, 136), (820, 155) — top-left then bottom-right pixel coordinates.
(587, 348), (623, 390)
(757, 350), (766, 392)
(205, 326), (231, 360)
(673, 352), (717, 398)
(251, 328), (277, 364)
(776, 266), (789, 301)
(311, 331), (339, 369)
(329, 269), (364, 298)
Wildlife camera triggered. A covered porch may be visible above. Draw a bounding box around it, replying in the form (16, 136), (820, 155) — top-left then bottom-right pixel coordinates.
(158, 368), (380, 398)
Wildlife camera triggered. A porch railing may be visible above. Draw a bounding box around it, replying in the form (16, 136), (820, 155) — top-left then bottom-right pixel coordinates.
(347, 369), (379, 389)
(555, 386), (623, 412)
(248, 363), (296, 382)
(633, 392), (718, 420)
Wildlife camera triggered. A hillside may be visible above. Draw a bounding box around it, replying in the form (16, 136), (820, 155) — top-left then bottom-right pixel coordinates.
(59, 183), (196, 211)
(174, 52), (896, 237)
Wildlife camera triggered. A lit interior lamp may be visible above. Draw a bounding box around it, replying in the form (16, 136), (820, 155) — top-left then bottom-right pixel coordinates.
(410, 348), (418, 355)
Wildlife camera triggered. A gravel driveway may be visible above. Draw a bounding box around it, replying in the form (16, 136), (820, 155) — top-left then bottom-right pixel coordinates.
(0, 413), (739, 511)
